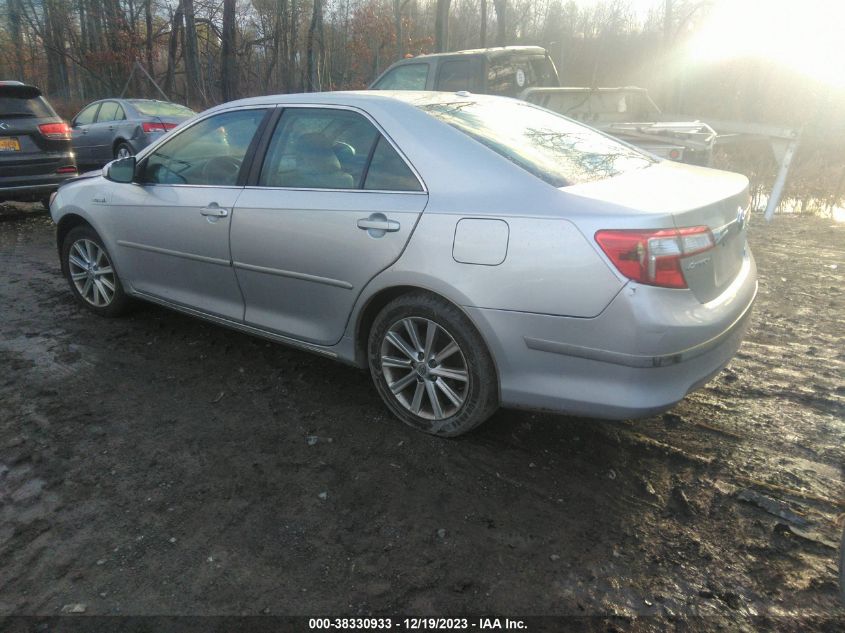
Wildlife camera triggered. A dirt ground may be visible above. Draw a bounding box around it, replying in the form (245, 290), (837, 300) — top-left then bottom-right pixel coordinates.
(0, 204), (843, 629)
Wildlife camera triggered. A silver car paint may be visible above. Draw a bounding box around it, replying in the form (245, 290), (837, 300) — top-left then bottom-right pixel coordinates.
(52, 91), (757, 419)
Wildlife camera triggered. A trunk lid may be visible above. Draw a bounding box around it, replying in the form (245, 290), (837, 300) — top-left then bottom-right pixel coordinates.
(565, 161), (750, 303)
(0, 84), (70, 175)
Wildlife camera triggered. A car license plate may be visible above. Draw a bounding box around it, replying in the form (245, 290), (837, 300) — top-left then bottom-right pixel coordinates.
(0, 137), (21, 151)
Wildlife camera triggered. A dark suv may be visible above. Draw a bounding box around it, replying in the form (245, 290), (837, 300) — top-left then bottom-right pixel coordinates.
(0, 81), (77, 205)
(369, 46), (560, 96)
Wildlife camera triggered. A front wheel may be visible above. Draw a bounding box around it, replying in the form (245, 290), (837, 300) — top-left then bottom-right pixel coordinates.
(368, 292), (499, 437)
(61, 225), (130, 316)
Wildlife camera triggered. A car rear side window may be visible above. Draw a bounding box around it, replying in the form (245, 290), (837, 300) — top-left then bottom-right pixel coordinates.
(419, 98), (656, 186)
(435, 60), (478, 92)
(258, 108), (421, 192)
(364, 138), (422, 192)
(97, 102), (121, 122)
(259, 108), (379, 189)
(373, 64), (429, 90)
(141, 109), (266, 186)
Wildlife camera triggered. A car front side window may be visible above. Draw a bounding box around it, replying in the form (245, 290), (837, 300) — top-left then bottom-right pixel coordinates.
(74, 104), (99, 126)
(140, 108), (266, 186)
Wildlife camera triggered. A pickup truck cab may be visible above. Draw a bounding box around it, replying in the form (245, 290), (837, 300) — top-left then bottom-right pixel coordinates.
(369, 46), (560, 97)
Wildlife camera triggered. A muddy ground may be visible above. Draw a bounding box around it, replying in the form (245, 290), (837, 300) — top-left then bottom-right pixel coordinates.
(0, 205), (843, 630)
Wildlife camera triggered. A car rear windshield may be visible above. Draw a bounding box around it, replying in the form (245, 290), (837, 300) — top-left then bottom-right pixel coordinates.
(129, 100), (194, 117)
(418, 98), (656, 186)
(0, 87), (56, 118)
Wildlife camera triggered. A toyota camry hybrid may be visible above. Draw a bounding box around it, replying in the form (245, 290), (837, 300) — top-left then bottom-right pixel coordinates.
(50, 91), (757, 436)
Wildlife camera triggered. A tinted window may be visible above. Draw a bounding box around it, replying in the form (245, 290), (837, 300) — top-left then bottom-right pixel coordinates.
(419, 98), (656, 186)
(96, 102), (120, 122)
(142, 109), (265, 186)
(130, 100), (195, 117)
(364, 138), (422, 191)
(0, 95), (55, 118)
(74, 104), (99, 125)
(374, 64), (429, 90)
(435, 60), (476, 92)
(260, 108), (379, 189)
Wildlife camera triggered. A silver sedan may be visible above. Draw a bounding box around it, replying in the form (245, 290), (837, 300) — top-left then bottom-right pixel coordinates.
(50, 91), (757, 436)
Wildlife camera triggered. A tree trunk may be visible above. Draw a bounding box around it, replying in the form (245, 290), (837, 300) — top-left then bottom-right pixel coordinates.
(393, 0), (403, 60)
(288, 0), (298, 92)
(164, 0), (184, 98)
(144, 0), (154, 88)
(221, 0), (238, 101)
(8, 0), (26, 79)
(434, 0), (451, 53)
(480, 0), (487, 48)
(493, 0), (506, 47)
(306, 0), (323, 91)
(182, 0), (204, 106)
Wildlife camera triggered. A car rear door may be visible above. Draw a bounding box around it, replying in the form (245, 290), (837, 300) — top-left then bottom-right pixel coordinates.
(86, 101), (123, 165)
(107, 107), (270, 320)
(230, 106), (427, 345)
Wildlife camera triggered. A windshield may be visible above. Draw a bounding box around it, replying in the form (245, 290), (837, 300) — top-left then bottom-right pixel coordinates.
(129, 100), (194, 118)
(418, 98), (656, 186)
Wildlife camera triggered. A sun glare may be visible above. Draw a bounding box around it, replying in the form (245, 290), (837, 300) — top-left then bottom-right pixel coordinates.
(686, 0), (845, 89)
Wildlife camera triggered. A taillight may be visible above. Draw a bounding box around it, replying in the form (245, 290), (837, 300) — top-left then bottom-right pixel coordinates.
(56, 166), (77, 174)
(142, 121), (177, 133)
(595, 226), (715, 289)
(38, 122), (72, 140)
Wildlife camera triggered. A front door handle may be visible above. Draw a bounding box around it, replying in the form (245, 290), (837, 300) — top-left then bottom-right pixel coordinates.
(200, 205), (229, 218)
(357, 214), (400, 235)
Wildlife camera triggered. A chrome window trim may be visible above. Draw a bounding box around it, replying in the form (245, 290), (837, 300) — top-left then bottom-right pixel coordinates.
(255, 103), (428, 194)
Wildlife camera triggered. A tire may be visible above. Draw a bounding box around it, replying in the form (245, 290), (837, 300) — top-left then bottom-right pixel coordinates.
(61, 225), (130, 317)
(368, 292), (499, 437)
(114, 142), (134, 160)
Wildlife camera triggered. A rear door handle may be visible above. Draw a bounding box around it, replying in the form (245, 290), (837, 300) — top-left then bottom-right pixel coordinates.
(201, 205), (229, 218)
(357, 215), (400, 233)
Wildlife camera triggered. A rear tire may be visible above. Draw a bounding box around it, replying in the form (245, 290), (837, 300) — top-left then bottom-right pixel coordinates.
(61, 225), (130, 317)
(114, 142), (133, 160)
(368, 292), (499, 437)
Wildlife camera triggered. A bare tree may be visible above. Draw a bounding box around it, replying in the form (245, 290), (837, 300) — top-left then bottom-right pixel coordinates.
(182, 0), (204, 105)
(307, 0), (324, 91)
(435, 0), (451, 53)
(480, 0), (487, 48)
(221, 0), (238, 100)
(493, 0), (506, 47)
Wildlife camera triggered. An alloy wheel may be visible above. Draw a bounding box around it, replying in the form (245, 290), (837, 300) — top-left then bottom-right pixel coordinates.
(380, 317), (469, 421)
(68, 239), (116, 308)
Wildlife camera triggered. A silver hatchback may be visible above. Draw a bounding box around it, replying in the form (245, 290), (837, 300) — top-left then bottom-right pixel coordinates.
(50, 91), (756, 436)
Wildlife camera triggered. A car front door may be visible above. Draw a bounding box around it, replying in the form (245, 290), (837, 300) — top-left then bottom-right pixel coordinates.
(107, 107), (269, 320)
(230, 106), (428, 345)
(71, 102), (100, 165)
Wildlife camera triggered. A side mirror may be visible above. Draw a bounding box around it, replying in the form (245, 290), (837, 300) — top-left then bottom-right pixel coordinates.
(103, 156), (136, 183)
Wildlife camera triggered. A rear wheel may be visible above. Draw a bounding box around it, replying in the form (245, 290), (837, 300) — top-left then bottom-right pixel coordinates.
(61, 225), (130, 317)
(114, 142), (133, 159)
(368, 292), (499, 437)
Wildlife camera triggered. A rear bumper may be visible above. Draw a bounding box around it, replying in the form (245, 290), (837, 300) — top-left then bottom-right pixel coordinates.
(467, 250), (757, 419)
(0, 152), (78, 200)
(0, 174), (78, 200)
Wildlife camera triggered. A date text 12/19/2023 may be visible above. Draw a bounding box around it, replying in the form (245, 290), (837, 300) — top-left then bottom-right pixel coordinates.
(308, 618), (528, 630)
